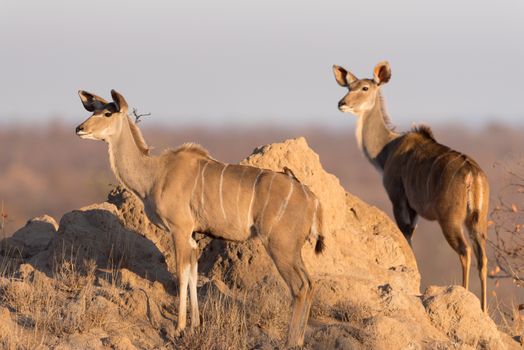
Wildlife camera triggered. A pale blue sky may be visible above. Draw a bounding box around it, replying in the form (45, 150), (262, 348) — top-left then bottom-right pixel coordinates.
(1, 0), (523, 127)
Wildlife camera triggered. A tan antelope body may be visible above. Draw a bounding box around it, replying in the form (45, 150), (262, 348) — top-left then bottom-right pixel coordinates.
(75, 90), (324, 347)
(333, 62), (489, 312)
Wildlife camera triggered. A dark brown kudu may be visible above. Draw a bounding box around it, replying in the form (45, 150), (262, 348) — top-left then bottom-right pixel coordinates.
(333, 61), (489, 312)
(75, 90), (325, 347)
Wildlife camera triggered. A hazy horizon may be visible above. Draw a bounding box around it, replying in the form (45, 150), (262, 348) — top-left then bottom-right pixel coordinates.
(1, 0), (523, 127)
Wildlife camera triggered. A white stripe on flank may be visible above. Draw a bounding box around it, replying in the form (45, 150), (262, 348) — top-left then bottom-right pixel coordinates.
(191, 160), (201, 202)
(247, 169), (264, 231)
(259, 173), (277, 224)
(426, 152), (448, 198)
(219, 164), (229, 220)
(440, 153), (463, 175)
(431, 152), (462, 194)
(301, 183), (309, 199)
(446, 158), (468, 193)
(277, 181), (294, 222)
(236, 167), (248, 228)
(200, 162), (210, 209)
(268, 181), (294, 235)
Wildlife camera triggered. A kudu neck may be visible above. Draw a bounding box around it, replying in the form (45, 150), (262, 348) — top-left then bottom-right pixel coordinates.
(359, 93), (399, 170)
(107, 117), (155, 198)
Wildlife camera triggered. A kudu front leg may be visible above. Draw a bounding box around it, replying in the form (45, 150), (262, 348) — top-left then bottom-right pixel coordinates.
(173, 232), (199, 336)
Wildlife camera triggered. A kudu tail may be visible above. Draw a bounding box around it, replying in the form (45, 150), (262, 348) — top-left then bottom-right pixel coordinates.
(311, 199), (326, 254)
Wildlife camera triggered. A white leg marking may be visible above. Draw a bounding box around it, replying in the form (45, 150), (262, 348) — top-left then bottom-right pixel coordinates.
(259, 173), (277, 225)
(219, 164), (229, 220)
(247, 169), (264, 231)
(189, 258), (199, 327)
(200, 162), (210, 210)
(268, 181), (294, 235)
(177, 264), (191, 331)
(236, 167), (248, 228)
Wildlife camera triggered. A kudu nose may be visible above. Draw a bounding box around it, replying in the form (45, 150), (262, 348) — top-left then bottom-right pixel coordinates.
(338, 100), (346, 108)
(75, 125), (83, 134)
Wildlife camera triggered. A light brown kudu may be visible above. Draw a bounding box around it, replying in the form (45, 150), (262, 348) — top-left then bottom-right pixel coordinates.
(333, 62), (489, 312)
(75, 89), (325, 347)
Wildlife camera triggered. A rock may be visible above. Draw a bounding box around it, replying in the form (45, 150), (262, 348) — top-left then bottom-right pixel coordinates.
(54, 332), (106, 350)
(102, 335), (138, 350)
(422, 285), (516, 349)
(1, 215), (57, 258)
(0, 306), (15, 340)
(44, 202), (173, 289)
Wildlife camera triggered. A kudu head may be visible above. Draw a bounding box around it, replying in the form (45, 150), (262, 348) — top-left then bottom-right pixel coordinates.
(76, 90), (129, 142)
(332, 61), (391, 117)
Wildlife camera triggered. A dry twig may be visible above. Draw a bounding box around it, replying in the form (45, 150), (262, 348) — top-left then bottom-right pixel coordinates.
(132, 108), (151, 124)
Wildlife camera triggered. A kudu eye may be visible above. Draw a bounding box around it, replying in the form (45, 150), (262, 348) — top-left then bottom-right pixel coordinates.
(104, 112), (112, 117)
(362, 86), (369, 91)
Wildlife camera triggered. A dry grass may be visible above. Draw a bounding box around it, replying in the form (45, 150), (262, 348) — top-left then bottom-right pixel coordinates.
(0, 247), (294, 349)
(174, 286), (249, 350)
(245, 278), (290, 342)
(0, 255), (115, 349)
(490, 296), (524, 342)
(174, 277), (290, 349)
(331, 301), (374, 324)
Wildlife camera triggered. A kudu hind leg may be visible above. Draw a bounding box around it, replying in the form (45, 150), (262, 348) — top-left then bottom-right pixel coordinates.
(188, 238), (200, 327)
(466, 222), (488, 313)
(439, 220), (471, 291)
(269, 247), (313, 347)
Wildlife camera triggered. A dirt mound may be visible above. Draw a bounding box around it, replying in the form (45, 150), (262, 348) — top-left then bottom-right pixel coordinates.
(0, 137), (520, 349)
(0, 215), (57, 259)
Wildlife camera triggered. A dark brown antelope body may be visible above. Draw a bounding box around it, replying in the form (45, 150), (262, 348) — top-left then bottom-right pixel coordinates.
(383, 127), (488, 222)
(75, 90), (324, 347)
(333, 62), (489, 312)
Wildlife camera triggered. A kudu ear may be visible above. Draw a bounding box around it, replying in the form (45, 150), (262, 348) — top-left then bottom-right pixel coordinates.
(333, 65), (358, 87)
(78, 90), (109, 112)
(373, 61), (391, 86)
(111, 89), (129, 113)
